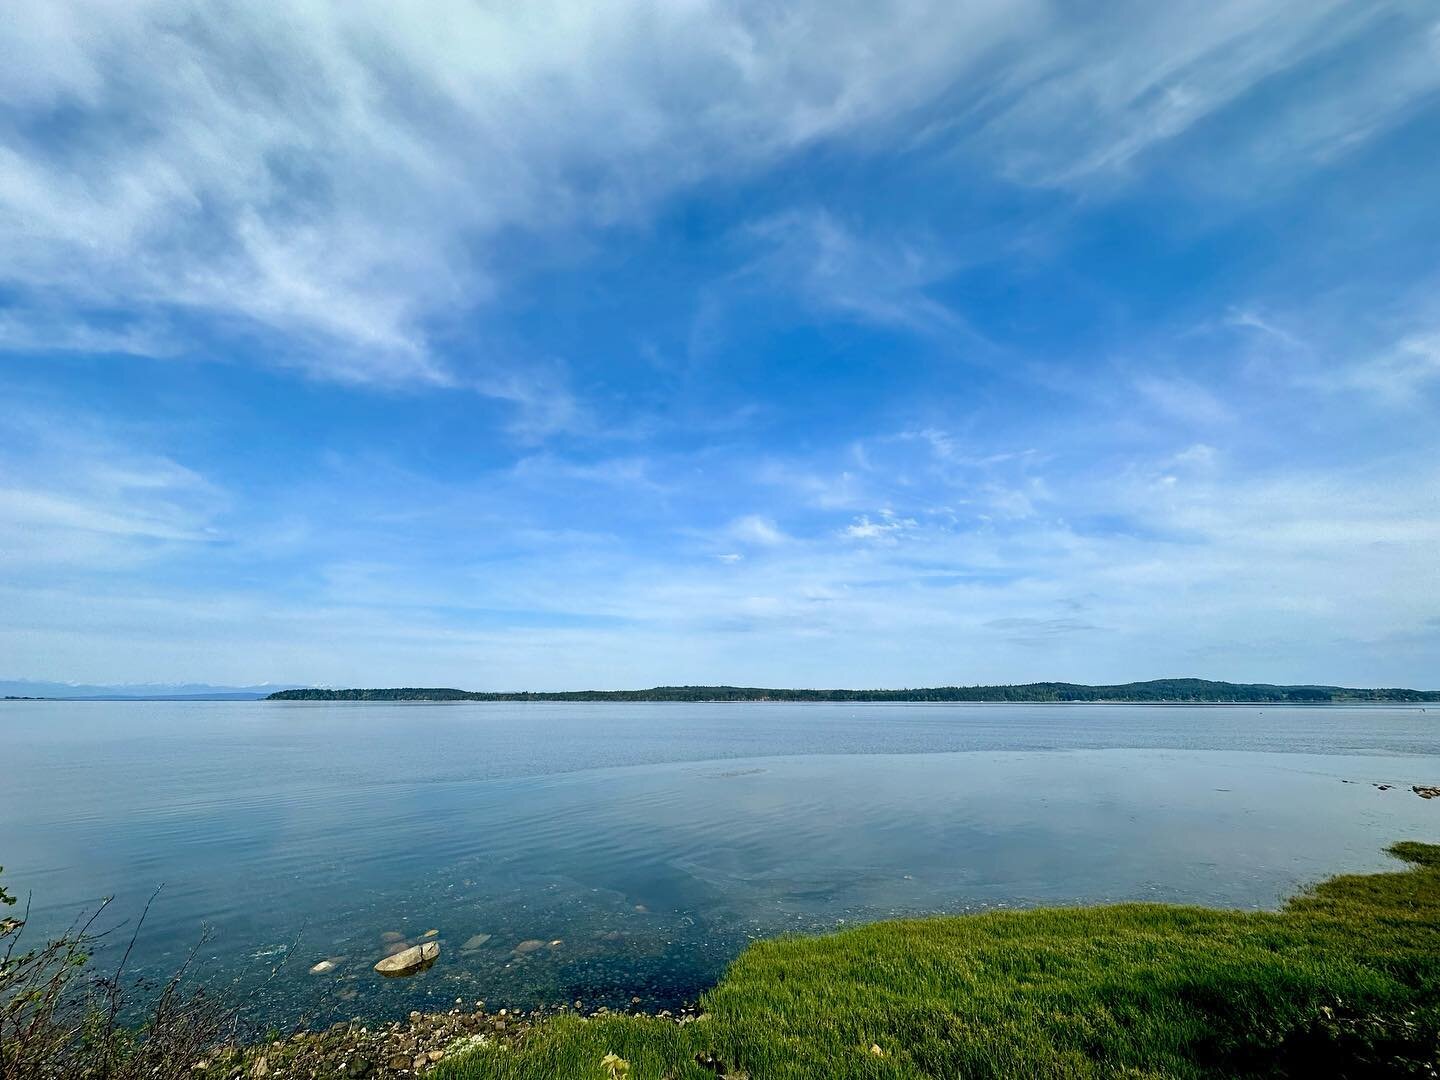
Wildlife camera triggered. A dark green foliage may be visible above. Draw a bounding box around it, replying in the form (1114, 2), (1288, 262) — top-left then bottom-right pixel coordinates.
(268, 679), (1440, 703)
(1, 875), (251, 1079)
(437, 843), (1440, 1079)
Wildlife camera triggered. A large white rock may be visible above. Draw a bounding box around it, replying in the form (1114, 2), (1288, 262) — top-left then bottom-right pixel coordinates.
(373, 941), (439, 976)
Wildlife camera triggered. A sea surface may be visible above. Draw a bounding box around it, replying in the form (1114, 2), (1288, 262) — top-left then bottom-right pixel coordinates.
(1, 700), (1437, 1026)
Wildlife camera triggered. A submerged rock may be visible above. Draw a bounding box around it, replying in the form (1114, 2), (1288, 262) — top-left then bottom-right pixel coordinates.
(461, 933), (493, 951)
(512, 939), (546, 956)
(380, 931), (406, 944)
(308, 958), (341, 975)
(374, 941), (439, 977)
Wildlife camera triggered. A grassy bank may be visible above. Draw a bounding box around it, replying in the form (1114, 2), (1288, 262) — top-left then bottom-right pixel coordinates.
(437, 842), (1440, 1079)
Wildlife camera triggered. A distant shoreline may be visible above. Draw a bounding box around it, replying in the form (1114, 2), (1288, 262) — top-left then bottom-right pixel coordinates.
(265, 678), (1440, 704)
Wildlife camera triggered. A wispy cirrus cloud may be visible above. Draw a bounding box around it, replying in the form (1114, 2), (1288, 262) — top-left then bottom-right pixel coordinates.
(0, 411), (227, 570)
(5, 3), (1433, 408)
(1332, 331), (1440, 404)
(0, 2), (1028, 389)
(961, 1), (1439, 187)
(740, 210), (968, 338)
(2, 395), (1438, 687)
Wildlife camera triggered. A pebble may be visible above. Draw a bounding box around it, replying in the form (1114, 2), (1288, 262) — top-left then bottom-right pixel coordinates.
(204, 999), (705, 1077)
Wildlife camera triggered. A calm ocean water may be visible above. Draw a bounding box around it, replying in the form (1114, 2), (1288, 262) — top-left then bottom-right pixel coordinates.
(1, 700), (1437, 1025)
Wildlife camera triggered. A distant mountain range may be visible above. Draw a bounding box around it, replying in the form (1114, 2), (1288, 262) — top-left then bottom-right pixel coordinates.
(266, 679), (1440, 704)
(1, 679), (296, 700)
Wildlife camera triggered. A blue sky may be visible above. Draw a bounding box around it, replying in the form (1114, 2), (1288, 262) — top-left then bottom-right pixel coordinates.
(2, 1), (1438, 689)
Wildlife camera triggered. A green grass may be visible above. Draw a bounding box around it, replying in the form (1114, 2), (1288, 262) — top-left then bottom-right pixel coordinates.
(437, 842), (1440, 1079)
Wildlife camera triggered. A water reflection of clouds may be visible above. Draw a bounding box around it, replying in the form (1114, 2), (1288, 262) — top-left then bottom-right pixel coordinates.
(5, 702), (1437, 1024)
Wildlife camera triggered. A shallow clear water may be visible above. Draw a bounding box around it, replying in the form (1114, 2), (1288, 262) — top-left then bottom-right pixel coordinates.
(1, 700), (1437, 1025)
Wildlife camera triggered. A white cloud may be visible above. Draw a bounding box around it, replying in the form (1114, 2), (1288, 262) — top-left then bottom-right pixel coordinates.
(0, 310), (178, 357)
(963, 1), (1434, 186)
(0, 413), (226, 571)
(0, 1), (1029, 386)
(1230, 298), (1440, 406)
(4, 0), (1431, 403)
(842, 511), (918, 543)
(3, 407), (1438, 687)
(1133, 375), (1234, 427)
(726, 514), (789, 547)
(742, 210), (966, 337)
(1341, 332), (1440, 403)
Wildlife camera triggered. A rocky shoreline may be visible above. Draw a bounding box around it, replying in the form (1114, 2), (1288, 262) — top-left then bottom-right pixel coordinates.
(202, 999), (705, 1079)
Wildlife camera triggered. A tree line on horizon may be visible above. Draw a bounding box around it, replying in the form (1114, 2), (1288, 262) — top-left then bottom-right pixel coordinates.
(266, 678), (1440, 703)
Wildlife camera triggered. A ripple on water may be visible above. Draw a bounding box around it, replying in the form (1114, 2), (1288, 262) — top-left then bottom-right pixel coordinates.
(1, 701), (1437, 1024)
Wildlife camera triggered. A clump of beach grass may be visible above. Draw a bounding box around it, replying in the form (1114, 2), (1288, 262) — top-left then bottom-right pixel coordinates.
(435, 841), (1440, 1079)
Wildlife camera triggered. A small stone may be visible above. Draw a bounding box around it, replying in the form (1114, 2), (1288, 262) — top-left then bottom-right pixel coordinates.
(414, 1054), (428, 1070)
(870, 1044), (885, 1057)
(428, 1050), (445, 1062)
(424, 929), (439, 937)
(250, 1057), (270, 1078)
(387, 1053), (411, 1070)
(309, 959), (339, 975)
(345, 1057), (374, 1078)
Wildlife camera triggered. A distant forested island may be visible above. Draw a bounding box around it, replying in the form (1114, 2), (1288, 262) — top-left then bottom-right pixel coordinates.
(267, 679), (1440, 703)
